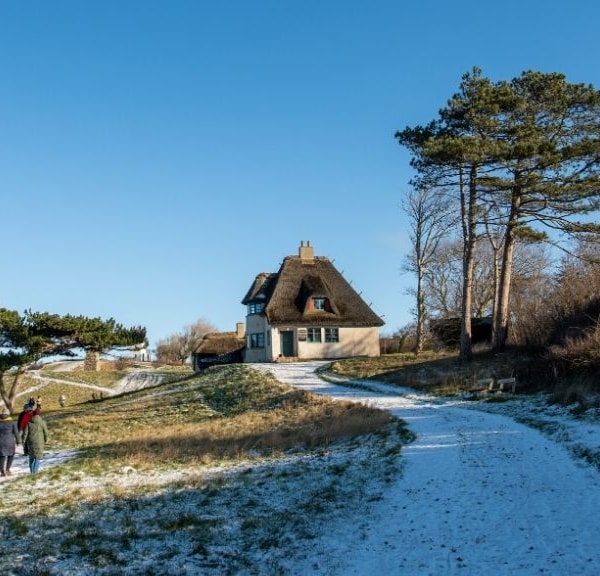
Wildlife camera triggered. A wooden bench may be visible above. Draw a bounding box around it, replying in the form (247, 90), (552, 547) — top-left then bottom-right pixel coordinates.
(495, 377), (517, 394)
(468, 376), (516, 395)
(468, 378), (495, 394)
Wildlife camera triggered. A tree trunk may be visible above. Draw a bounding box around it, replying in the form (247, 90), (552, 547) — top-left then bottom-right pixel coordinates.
(415, 267), (426, 355)
(491, 242), (502, 339)
(493, 184), (521, 349)
(0, 371), (8, 413)
(460, 240), (475, 360)
(494, 236), (516, 349)
(0, 366), (26, 414)
(460, 166), (478, 361)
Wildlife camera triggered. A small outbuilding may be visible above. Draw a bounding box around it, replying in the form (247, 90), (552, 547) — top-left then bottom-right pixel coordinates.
(192, 323), (246, 372)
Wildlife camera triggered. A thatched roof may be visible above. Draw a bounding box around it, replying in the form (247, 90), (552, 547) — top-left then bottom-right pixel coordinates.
(241, 272), (277, 304)
(194, 332), (245, 356)
(241, 248), (384, 328)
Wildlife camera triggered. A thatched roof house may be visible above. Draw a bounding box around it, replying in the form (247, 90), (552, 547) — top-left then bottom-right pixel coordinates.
(191, 323), (245, 372)
(242, 241), (384, 362)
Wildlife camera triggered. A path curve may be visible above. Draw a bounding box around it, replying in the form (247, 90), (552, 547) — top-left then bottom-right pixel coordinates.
(254, 362), (600, 576)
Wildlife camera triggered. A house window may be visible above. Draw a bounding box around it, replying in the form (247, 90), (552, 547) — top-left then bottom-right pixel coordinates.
(248, 333), (265, 348)
(247, 302), (264, 315)
(313, 297), (326, 311)
(307, 327), (322, 343)
(325, 328), (339, 343)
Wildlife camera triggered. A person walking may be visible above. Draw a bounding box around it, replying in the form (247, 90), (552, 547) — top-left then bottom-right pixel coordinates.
(17, 398), (36, 433)
(22, 407), (48, 474)
(0, 411), (20, 477)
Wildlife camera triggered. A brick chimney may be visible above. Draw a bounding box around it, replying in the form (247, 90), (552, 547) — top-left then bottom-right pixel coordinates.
(299, 240), (314, 262)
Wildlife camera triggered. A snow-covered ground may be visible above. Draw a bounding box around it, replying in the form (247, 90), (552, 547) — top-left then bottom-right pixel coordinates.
(2, 361), (600, 575)
(254, 362), (600, 575)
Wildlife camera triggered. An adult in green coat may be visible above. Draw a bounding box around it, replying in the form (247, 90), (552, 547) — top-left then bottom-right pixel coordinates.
(22, 408), (48, 474)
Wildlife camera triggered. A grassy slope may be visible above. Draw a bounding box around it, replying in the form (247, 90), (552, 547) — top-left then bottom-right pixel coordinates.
(3, 356), (598, 574)
(43, 364), (399, 467)
(1, 363), (411, 575)
(328, 348), (549, 396)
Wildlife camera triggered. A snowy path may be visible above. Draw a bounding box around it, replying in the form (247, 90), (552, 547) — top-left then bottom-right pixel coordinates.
(112, 371), (165, 394)
(28, 372), (113, 395)
(255, 362), (600, 576)
(23, 369), (167, 399)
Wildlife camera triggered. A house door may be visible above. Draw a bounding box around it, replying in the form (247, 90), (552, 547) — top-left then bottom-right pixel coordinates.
(280, 331), (294, 357)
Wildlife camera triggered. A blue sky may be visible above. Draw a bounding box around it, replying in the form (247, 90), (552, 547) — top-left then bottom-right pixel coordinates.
(1, 1), (599, 350)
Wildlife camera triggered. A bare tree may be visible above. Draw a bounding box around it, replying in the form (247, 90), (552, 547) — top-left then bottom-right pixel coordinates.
(423, 236), (552, 346)
(545, 240), (600, 343)
(155, 318), (217, 364)
(402, 187), (455, 354)
(508, 244), (554, 346)
(423, 239), (464, 319)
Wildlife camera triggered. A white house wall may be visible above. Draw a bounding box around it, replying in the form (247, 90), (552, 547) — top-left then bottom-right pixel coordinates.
(299, 326), (380, 359)
(267, 326), (380, 361)
(270, 326), (283, 359)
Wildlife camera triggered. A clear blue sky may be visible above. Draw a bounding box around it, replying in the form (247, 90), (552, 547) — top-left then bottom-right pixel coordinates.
(1, 1), (599, 350)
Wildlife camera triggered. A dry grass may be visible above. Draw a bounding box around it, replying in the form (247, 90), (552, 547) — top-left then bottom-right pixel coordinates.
(329, 349), (544, 395)
(548, 375), (600, 411)
(0, 361), (412, 574)
(41, 364), (396, 472)
(328, 351), (454, 379)
(99, 399), (393, 468)
(37, 369), (127, 388)
(20, 381), (103, 410)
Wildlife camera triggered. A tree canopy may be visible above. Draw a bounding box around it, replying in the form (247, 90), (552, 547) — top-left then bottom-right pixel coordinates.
(0, 308), (146, 412)
(396, 68), (600, 356)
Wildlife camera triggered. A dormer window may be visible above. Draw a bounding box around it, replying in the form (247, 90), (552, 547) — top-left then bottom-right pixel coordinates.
(247, 302), (264, 315)
(313, 297), (326, 311)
